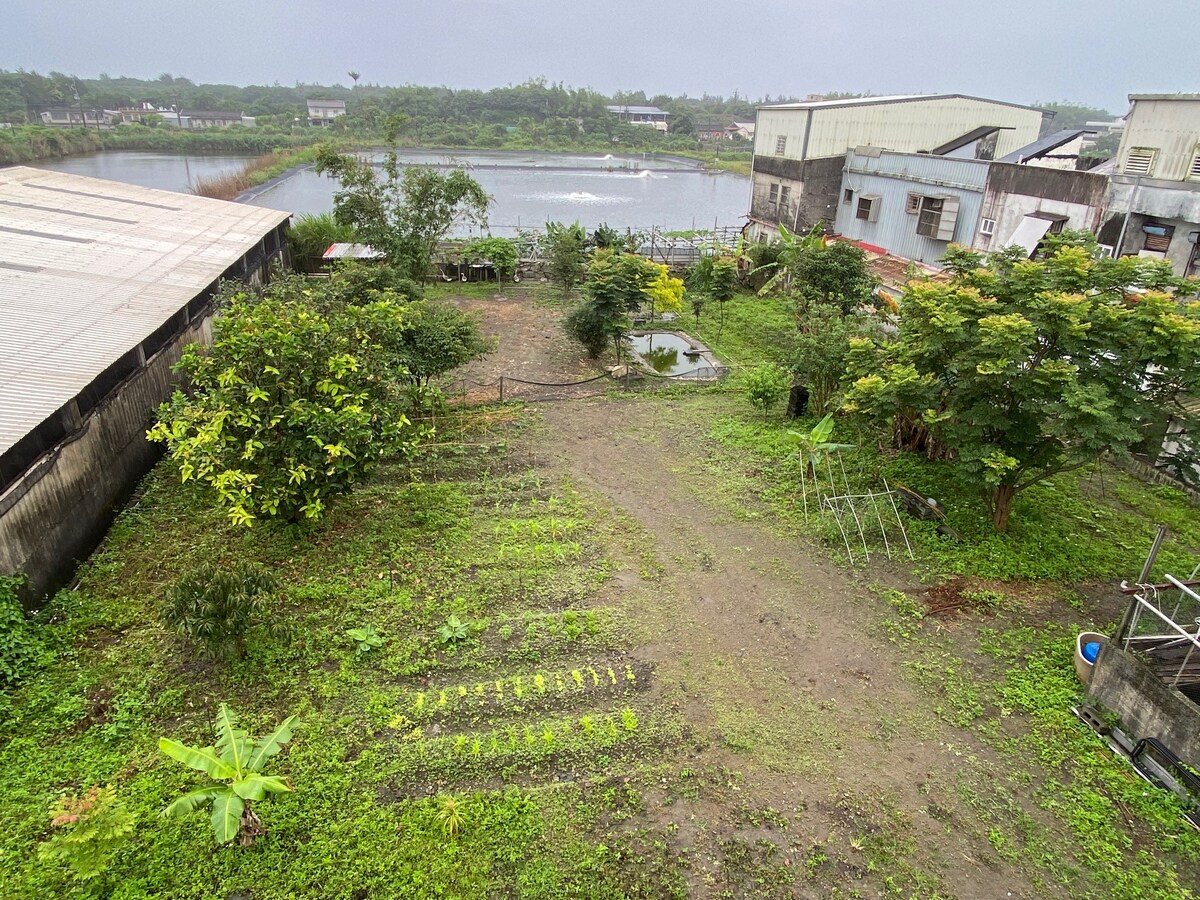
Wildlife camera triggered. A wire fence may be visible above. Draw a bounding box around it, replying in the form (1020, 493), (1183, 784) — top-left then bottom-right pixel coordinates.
(439, 363), (733, 405)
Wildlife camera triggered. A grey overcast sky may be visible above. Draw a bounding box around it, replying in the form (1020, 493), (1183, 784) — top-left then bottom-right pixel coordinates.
(2, 0), (1196, 113)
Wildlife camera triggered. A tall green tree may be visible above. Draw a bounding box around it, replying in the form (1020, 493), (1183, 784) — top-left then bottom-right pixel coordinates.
(314, 131), (489, 281)
(844, 246), (1200, 531)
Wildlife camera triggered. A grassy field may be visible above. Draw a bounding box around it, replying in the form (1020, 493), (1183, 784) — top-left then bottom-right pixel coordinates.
(3, 286), (1199, 898)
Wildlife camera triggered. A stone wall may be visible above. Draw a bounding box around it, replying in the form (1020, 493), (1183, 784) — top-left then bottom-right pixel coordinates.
(1087, 644), (1200, 768)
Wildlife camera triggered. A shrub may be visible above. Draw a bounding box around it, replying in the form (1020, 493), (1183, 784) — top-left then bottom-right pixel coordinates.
(159, 704), (296, 845)
(744, 364), (791, 420)
(0, 575), (46, 689)
(161, 563), (282, 660)
(288, 212), (357, 272)
(37, 785), (134, 880)
(148, 273), (429, 525)
(462, 236), (518, 281)
(542, 221), (587, 296)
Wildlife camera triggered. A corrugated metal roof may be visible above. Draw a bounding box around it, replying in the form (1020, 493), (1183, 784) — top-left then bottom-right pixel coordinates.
(998, 128), (1095, 164)
(605, 105), (670, 116)
(0, 166), (290, 454)
(322, 242), (385, 259)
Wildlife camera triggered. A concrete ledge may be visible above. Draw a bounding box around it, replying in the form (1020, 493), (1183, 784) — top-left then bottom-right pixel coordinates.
(1087, 643), (1200, 768)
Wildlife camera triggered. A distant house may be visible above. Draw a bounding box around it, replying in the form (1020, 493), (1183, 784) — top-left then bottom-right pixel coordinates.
(307, 99), (347, 127)
(38, 108), (115, 128)
(693, 119), (731, 141)
(729, 121), (755, 140)
(178, 110), (254, 129)
(606, 105), (670, 131)
(1098, 93), (1200, 278)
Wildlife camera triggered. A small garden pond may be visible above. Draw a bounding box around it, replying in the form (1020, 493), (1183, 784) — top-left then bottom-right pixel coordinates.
(628, 331), (723, 379)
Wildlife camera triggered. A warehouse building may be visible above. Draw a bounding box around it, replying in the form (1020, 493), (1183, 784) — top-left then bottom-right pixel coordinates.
(0, 166), (290, 603)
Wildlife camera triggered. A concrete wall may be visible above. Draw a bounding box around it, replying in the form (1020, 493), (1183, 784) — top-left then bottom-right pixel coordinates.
(0, 226), (287, 604)
(1087, 644), (1200, 768)
(754, 97), (1044, 164)
(974, 164), (1107, 253)
(833, 150), (989, 265)
(748, 154), (845, 235)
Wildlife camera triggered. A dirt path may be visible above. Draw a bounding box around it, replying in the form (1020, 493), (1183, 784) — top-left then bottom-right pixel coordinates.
(536, 396), (1038, 898)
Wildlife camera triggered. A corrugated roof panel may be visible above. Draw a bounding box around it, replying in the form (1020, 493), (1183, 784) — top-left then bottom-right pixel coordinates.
(0, 166), (290, 454)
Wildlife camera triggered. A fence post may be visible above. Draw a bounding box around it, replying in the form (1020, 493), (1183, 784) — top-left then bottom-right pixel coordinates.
(499, 375), (504, 402)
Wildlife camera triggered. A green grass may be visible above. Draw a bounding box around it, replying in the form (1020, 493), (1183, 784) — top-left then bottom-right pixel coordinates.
(0, 414), (687, 899)
(687, 290), (796, 369)
(703, 409), (1200, 582)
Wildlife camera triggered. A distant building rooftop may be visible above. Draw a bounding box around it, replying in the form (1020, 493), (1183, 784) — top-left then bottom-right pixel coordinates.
(308, 99), (347, 109)
(1129, 93), (1200, 102)
(759, 93), (1045, 114)
(0, 166), (290, 455)
(606, 105), (670, 116)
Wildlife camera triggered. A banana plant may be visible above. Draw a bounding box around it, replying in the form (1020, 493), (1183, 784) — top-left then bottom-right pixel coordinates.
(158, 704), (295, 846)
(789, 413), (855, 478)
(752, 222), (825, 296)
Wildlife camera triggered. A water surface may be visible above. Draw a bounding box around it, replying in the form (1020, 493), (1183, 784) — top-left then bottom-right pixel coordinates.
(32, 150), (257, 193)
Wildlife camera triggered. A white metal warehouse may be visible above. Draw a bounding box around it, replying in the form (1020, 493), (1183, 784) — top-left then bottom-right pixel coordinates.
(0, 166), (290, 601)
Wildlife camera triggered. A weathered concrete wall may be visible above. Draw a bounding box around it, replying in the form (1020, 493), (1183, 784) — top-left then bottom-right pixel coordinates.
(1087, 644), (1200, 768)
(0, 227), (288, 605)
(749, 154), (845, 234)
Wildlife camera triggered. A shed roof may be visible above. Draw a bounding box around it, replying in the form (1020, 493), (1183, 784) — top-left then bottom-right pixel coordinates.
(759, 93), (1045, 114)
(308, 99), (347, 109)
(0, 166), (290, 455)
(998, 128), (1096, 164)
(323, 242), (384, 259)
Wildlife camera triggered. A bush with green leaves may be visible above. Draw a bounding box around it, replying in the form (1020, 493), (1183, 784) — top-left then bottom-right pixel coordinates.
(542, 221), (588, 296)
(37, 785), (134, 881)
(0, 575), (47, 690)
(791, 302), (879, 415)
(437, 614), (470, 646)
(400, 301), (493, 386)
(462, 236), (519, 281)
(161, 563), (282, 660)
(743, 364), (791, 420)
(159, 704), (296, 846)
(347, 624), (383, 655)
(564, 249), (659, 358)
(148, 274), (429, 525)
(287, 212), (357, 272)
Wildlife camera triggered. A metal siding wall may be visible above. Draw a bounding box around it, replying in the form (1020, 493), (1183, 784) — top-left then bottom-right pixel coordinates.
(805, 98), (1043, 159)
(1119, 99), (1200, 182)
(835, 154), (985, 265)
(753, 109), (809, 161)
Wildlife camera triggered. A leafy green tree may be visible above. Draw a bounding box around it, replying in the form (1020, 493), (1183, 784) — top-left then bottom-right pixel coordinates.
(148, 275), (427, 526)
(844, 246), (1200, 531)
(400, 302), (493, 386)
(792, 240), (878, 313)
(791, 303), (877, 415)
(315, 136), (489, 281)
(752, 223), (825, 295)
(564, 250), (658, 358)
(161, 564), (282, 660)
(744, 365), (791, 420)
(542, 221), (588, 296)
(159, 704), (296, 846)
(37, 785), (134, 881)
(644, 265), (685, 320)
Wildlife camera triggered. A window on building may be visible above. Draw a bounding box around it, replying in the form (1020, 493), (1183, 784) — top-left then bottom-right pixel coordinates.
(905, 193), (922, 215)
(1123, 147), (1158, 177)
(915, 195), (961, 240)
(1142, 223), (1175, 254)
(980, 218), (996, 236)
(843, 188), (854, 205)
(1045, 217), (1066, 235)
(855, 195), (880, 222)
(775, 135), (787, 156)
(779, 185), (791, 206)
(1189, 146), (1200, 182)
(768, 183), (779, 203)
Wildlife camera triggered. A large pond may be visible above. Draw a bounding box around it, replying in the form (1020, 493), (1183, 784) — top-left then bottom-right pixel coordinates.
(31, 151), (257, 193)
(32, 149), (750, 235)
